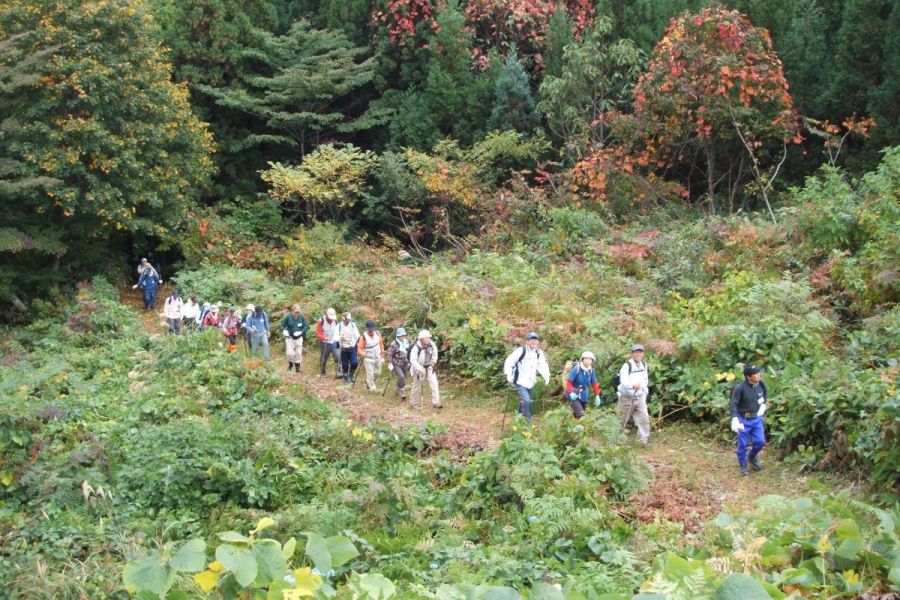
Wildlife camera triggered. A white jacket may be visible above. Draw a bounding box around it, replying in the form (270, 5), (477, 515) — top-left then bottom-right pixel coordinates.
(163, 297), (183, 319)
(181, 302), (201, 322)
(504, 346), (550, 389)
(410, 341), (439, 374)
(617, 359), (649, 397)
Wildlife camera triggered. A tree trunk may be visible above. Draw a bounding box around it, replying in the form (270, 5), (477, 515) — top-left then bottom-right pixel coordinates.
(705, 143), (716, 216)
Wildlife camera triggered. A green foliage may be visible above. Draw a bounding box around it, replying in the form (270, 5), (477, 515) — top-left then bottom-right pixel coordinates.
(488, 52), (537, 135)
(198, 19), (386, 156)
(0, 0), (214, 301)
(262, 144), (379, 222)
(173, 266), (291, 308)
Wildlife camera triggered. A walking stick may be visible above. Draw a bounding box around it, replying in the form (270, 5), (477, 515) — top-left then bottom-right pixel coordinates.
(381, 367), (394, 397)
(499, 389), (513, 436)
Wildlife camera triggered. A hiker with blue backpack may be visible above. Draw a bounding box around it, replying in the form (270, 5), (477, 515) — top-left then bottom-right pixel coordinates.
(132, 258), (161, 310)
(504, 332), (551, 424)
(729, 364), (768, 476)
(616, 344), (651, 444)
(565, 351), (601, 419)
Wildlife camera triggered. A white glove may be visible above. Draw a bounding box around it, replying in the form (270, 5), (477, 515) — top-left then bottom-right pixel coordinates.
(757, 403), (767, 417)
(282, 329), (290, 337)
(388, 363), (394, 371)
(132, 285), (138, 289)
(730, 417), (745, 433)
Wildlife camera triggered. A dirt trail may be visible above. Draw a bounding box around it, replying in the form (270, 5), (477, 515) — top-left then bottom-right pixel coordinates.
(120, 286), (503, 453)
(120, 285), (850, 525)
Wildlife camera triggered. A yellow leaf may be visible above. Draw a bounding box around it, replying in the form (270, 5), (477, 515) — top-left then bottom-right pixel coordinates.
(842, 569), (859, 584)
(207, 561), (223, 573)
(194, 570), (218, 592)
(290, 567), (323, 597)
(251, 517), (276, 534)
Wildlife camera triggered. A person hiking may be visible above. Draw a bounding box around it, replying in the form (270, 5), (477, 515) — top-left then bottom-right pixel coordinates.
(410, 330), (442, 409)
(163, 290), (183, 334)
(133, 258), (161, 310)
(357, 320), (385, 391)
(730, 364), (768, 476)
(617, 344), (651, 444)
(387, 327), (412, 399)
(198, 302), (212, 331)
(203, 305), (222, 330)
(222, 307), (241, 352)
(565, 351), (601, 419)
(337, 312), (360, 384)
(315, 308), (342, 378)
(503, 332), (551, 424)
(281, 304), (309, 372)
(181, 297), (201, 332)
(243, 304), (271, 360)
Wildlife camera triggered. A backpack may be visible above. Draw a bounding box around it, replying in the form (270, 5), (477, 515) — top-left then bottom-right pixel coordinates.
(611, 361), (633, 390)
(512, 346), (542, 385)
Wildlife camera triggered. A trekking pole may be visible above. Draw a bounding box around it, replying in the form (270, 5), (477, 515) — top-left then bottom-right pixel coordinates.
(499, 388), (512, 436)
(381, 367), (394, 397)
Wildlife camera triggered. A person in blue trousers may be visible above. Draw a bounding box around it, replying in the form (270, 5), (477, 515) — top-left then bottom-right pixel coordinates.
(132, 258), (161, 310)
(503, 332), (550, 424)
(243, 304), (271, 360)
(729, 364), (768, 476)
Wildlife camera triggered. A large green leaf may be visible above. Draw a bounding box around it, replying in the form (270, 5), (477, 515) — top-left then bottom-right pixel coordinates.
(713, 573), (770, 600)
(216, 543), (257, 588)
(325, 535), (359, 569)
(350, 572), (396, 599)
(169, 539), (207, 573)
(529, 583), (562, 600)
(305, 532), (332, 574)
(253, 539), (287, 586)
(123, 557), (175, 596)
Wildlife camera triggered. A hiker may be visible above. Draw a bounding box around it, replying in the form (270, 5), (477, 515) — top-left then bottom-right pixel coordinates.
(163, 290), (183, 334)
(203, 305), (222, 330)
(198, 302), (212, 330)
(729, 364), (768, 476)
(410, 330), (442, 409)
(565, 351), (601, 419)
(243, 304), (271, 360)
(281, 304), (308, 372)
(181, 297), (201, 331)
(357, 320), (385, 391)
(387, 327), (411, 399)
(617, 344), (651, 444)
(132, 258), (161, 310)
(503, 332), (551, 424)
(337, 312), (360, 383)
(222, 307), (241, 352)
(315, 308), (342, 378)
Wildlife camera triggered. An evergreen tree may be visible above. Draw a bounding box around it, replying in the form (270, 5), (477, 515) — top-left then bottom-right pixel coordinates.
(543, 6), (573, 79)
(0, 0), (214, 302)
(199, 20), (387, 158)
(488, 52), (537, 134)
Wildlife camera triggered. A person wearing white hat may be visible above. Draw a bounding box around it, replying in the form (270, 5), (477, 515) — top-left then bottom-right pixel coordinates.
(243, 304), (271, 360)
(409, 330), (441, 408)
(315, 308), (342, 377)
(565, 351), (601, 419)
(616, 344), (650, 443)
(337, 312), (360, 384)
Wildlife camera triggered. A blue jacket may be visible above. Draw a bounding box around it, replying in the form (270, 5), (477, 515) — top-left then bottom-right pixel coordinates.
(243, 310), (270, 334)
(137, 267), (160, 292)
(567, 364), (598, 403)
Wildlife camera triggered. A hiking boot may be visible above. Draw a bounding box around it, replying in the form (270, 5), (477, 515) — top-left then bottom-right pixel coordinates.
(343, 373), (350, 384)
(739, 464), (749, 477)
(432, 404), (443, 410)
(749, 456), (763, 471)
(287, 362), (294, 372)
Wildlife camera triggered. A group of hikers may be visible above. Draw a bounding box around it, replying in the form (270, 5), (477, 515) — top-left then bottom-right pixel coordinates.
(133, 258), (769, 477)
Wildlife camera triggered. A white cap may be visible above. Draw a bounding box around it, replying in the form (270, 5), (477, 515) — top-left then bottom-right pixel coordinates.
(343, 312), (352, 319)
(245, 304), (255, 312)
(326, 308), (336, 319)
(581, 351), (596, 362)
(418, 329), (432, 340)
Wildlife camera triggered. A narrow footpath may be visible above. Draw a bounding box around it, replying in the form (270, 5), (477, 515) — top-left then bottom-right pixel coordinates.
(120, 286), (857, 530)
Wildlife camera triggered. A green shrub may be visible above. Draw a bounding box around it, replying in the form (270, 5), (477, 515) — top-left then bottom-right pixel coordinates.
(173, 266), (291, 309)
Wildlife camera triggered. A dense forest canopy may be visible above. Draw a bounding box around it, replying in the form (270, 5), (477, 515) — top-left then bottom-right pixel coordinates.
(0, 0), (897, 303)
